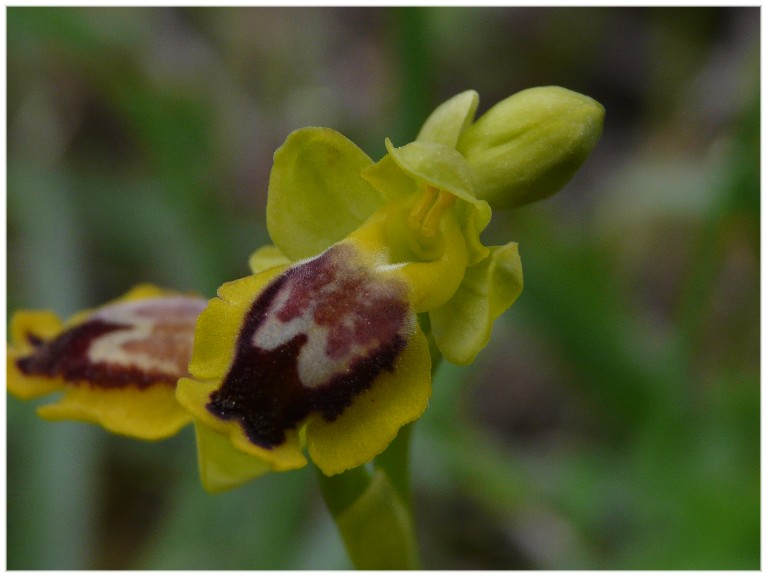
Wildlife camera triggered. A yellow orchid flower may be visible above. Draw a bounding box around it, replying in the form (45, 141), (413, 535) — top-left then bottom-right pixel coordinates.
(175, 86), (603, 491)
(7, 284), (206, 440)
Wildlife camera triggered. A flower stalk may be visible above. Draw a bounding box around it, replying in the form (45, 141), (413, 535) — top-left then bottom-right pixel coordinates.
(318, 408), (423, 570)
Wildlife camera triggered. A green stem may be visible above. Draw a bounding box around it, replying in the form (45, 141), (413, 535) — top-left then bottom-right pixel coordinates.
(317, 418), (424, 569)
(373, 422), (414, 505)
(317, 461), (420, 569)
(317, 463), (373, 518)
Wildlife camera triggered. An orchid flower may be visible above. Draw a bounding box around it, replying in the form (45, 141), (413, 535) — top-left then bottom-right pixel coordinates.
(8, 87), (604, 496)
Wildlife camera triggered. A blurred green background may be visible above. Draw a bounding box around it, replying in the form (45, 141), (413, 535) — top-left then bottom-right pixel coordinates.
(6, 7), (759, 569)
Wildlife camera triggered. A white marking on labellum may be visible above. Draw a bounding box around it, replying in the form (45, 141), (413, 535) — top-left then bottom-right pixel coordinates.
(15, 295), (207, 388)
(250, 246), (412, 389)
(88, 296), (207, 376)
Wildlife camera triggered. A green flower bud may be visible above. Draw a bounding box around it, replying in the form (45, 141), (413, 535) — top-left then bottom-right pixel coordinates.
(456, 86), (604, 209)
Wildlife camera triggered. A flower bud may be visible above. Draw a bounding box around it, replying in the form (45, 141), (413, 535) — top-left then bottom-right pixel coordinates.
(457, 86), (604, 209)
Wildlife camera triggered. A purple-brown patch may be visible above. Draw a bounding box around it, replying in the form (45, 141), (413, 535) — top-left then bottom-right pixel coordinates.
(207, 243), (413, 449)
(16, 296), (207, 389)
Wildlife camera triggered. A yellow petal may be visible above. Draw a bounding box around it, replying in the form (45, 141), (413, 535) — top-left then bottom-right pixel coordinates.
(186, 269), (284, 381)
(38, 383), (191, 440)
(385, 208), (469, 313)
(10, 309), (63, 351)
(306, 324), (431, 476)
(430, 242), (523, 365)
(8, 310), (64, 399)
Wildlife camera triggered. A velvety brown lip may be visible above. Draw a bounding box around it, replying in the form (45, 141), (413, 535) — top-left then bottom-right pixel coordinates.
(207, 245), (411, 449)
(17, 297), (205, 390)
